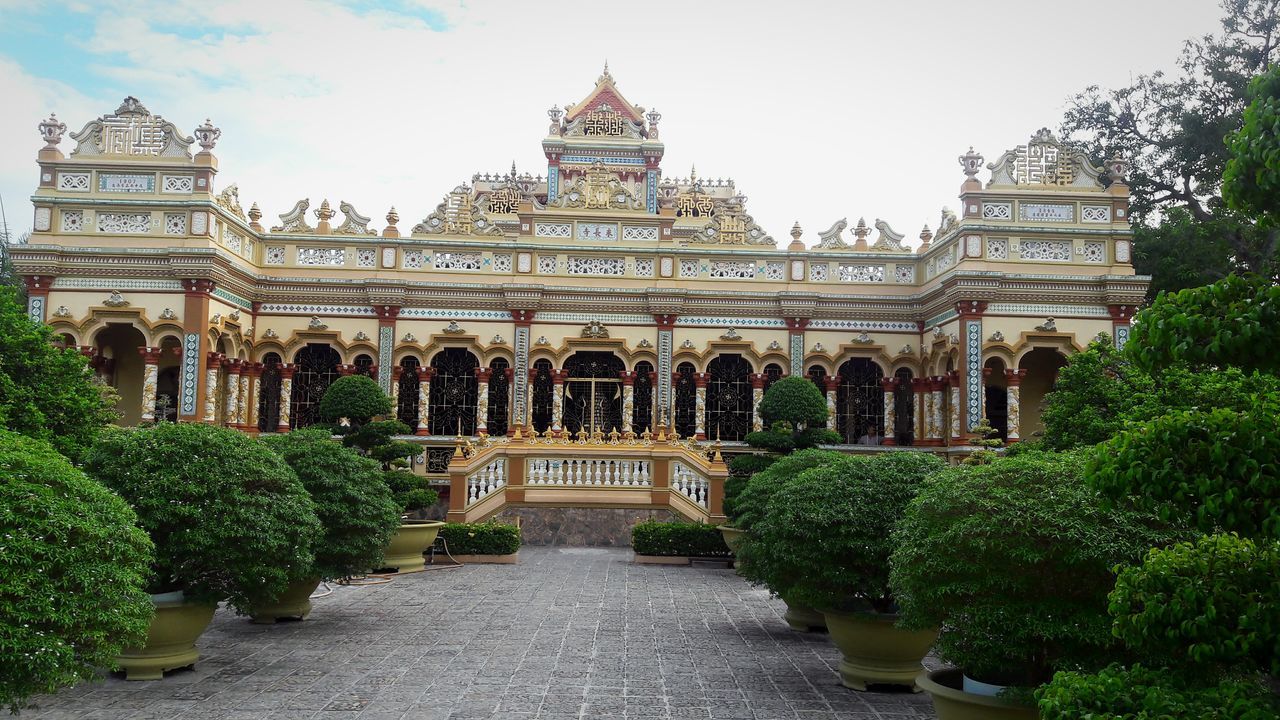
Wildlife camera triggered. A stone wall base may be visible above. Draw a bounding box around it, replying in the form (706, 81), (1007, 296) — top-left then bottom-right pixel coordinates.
(494, 506), (680, 546)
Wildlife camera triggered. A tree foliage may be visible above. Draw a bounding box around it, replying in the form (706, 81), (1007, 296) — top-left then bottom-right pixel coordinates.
(261, 429), (402, 579)
(84, 423), (324, 613)
(889, 452), (1176, 687)
(0, 431), (153, 713)
(725, 448), (843, 532)
(1038, 663), (1280, 720)
(747, 452), (945, 613)
(1060, 0), (1280, 294)
(1225, 65), (1280, 221)
(746, 377), (840, 453)
(0, 285), (116, 461)
(318, 375), (392, 428)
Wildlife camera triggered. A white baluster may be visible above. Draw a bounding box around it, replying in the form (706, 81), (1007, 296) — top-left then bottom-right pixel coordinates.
(639, 461), (650, 486)
(497, 459), (506, 488)
(592, 459), (602, 485)
(620, 460), (631, 485)
(572, 459), (582, 485)
(468, 477), (479, 503)
(554, 459), (564, 484)
(605, 460), (615, 485)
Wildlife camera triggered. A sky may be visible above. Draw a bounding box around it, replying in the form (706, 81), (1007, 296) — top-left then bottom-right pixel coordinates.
(0, 0), (1227, 248)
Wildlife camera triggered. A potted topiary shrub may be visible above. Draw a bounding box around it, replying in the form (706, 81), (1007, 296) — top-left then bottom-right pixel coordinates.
(84, 423), (323, 679)
(747, 451), (946, 690)
(320, 376), (442, 572)
(889, 451), (1175, 719)
(0, 431), (154, 711)
(255, 429), (403, 622)
(720, 376), (839, 553)
(732, 447), (845, 632)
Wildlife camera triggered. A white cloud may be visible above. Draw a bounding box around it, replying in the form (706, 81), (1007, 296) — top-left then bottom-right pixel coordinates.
(2, 0), (1226, 246)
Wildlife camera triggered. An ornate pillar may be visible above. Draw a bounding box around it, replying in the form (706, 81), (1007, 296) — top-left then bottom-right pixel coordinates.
(224, 359), (242, 428)
(785, 317), (809, 376)
(930, 377), (946, 445)
(375, 305), (399, 394)
(1109, 304), (1136, 351)
(947, 370), (963, 444)
(138, 347), (162, 423)
(910, 377), (933, 446)
(475, 367), (492, 435)
(694, 372), (709, 440)
(277, 364), (295, 432)
(1005, 369), (1027, 442)
(957, 301), (988, 433)
(203, 352), (222, 424)
(551, 369), (568, 434)
(653, 314), (677, 429)
(505, 366), (516, 434)
(181, 280), (215, 422)
(511, 309), (535, 432)
(22, 276), (51, 323)
(750, 373), (766, 431)
(823, 375), (840, 432)
(245, 362), (262, 432)
(620, 370), (636, 434)
(236, 365), (250, 430)
(415, 367), (434, 436)
(390, 365), (403, 407)
(880, 377), (897, 445)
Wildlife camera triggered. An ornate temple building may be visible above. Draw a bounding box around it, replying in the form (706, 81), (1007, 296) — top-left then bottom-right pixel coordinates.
(14, 70), (1145, 534)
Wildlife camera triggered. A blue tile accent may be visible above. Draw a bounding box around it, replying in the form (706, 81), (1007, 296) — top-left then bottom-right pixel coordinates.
(180, 333), (200, 415)
(514, 326), (530, 424)
(548, 166), (559, 203)
(378, 326), (394, 392)
(1114, 324), (1130, 351)
(27, 295), (44, 323)
(657, 329), (673, 423)
(646, 169), (658, 214)
(790, 334), (804, 373)
(965, 320), (982, 431)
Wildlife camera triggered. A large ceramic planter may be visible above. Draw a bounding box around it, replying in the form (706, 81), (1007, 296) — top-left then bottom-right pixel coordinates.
(822, 610), (937, 691)
(381, 520), (445, 573)
(717, 525), (746, 554)
(249, 577), (322, 624)
(916, 668), (1038, 720)
(782, 595), (827, 632)
(116, 599), (217, 681)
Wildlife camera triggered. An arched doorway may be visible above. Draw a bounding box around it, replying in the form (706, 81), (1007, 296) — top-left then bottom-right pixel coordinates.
(153, 335), (182, 422)
(397, 357), (420, 427)
(487, 357), (510, 436)
(633, 360), (654, 433)
(530, 359), (554, 432)
(1019, 347), (1069, 439)
(429, 348), (479, 435)
(706, 354), (753, 441)
(893, 367), (915, 446)
(808, 365), (828, 428)
(562, 351), (624, 434)
(836, 358), (884, 444)
(984, 357), (1009, 440)
(762, 362), (784, 392)
(258, 353), (282, 431)
(291, 344), (340, 428)
(94, 323), (147, 426)
(673, 362), (697, 437)
(353, 353), (375, 378)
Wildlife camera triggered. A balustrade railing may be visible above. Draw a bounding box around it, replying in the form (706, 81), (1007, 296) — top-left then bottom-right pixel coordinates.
(466, 457), (506, 505)
(671, 461), (709, 508)
(527, 458), (651, 486)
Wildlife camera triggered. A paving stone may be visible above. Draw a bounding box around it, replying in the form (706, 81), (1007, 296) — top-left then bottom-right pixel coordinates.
(26, 548), (937, 719)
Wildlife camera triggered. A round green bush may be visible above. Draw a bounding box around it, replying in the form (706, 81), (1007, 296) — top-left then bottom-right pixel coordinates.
(1088, 407), (1280, 539)
(748, 452), (946, 613)
(889, 451), (1175, 687)
(261, 429), (402, 579)
(0, 431), (154, 712)
(1109, 533), (1280, 675)
(319, 375), (393, 427)
(84, 423), (324, 613)
(1038, 663), (1280, 719)
(729, 448), (843, 532)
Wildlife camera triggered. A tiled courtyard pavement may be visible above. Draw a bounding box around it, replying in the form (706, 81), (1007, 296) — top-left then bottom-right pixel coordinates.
(27, 548), (936, 720)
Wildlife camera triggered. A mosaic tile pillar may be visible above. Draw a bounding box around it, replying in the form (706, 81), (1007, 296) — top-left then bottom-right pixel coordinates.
(957, 301), (988, 433)
(22, 276), (50, 323)
(475, 367), (491, 435)
(245, 363), (262, 431)
(512, 310), (534, 432)
(237, 369), (250, 429)
(1005, 369), (1026, 441)
(277, 364), (294, 432)
(620, 371), (636, 434)
(203, 352), (222, 423)
(1109, 304), (1135, 352)
(880, 378), (897, 445)
(138, 347), (162, 423)
(947, 370), (962, 443)
(645, 168), (659, 214)
(415, 367), (434, 436)
(180, 333), (201, 419)
(694, 372), (709, 440)
(547, 162), (560, 204)
(181, 279), (215, 422)
(653, 314), (677, 429)
(750, 373), (765, 431)
(786, 317), (809, 375)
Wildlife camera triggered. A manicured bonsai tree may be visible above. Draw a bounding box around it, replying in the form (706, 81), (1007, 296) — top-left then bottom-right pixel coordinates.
(261, 429), (402, 579)
(318, 376), (438, 516)
(0, 431), (154, 712)
(749, 452), (946, 613)
(889, 451), (1174, 692)
(0, 285), (117, 461)
(728, 448), (844, 535)
(83, 423), (324, 613)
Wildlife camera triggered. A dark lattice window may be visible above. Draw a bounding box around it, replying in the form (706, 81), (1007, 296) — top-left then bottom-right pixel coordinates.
(763, 363), (784, 392)
(291, 344), (341, 428)
(487, 358), (510, 436)
(531, 359), (553, 433)
(706, 354), (753, 441)
(633, 361), (654, 434)
(397, 357), (420, 427)
(354, 354), (374, 378)
(894, 367), (915, 446)
(809, 365), (828, 428)
(836, 358), (884, 444)
(674, 362), (697, 438)
(429, 349), (479, 435)
(563, 352), (624, 434)
(257, 353), (282, 432)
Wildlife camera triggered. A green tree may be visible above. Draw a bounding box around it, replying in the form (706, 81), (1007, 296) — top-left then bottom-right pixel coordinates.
(1060, 0), (1280, 296)
(0, 431), (153, 713)
(1225, 65), (1280, 222)
(0, 285), (116, 460)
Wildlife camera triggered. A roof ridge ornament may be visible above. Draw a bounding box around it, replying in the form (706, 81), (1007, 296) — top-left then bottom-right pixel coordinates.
(986, 129), (1104, 188)
(334, 201), (377, 235)
(69, 97), (194, 159)
(272, 199), (314, 233)
(871, 219), (910, 252)
(38, 113), (66, 150)
(814, 218), (851, 249)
